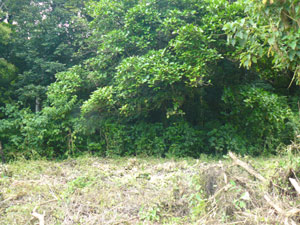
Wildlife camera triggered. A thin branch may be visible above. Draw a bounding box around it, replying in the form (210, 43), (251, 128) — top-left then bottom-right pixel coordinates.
(228, 152), (267, 183)
(112, 216), (139, 225)
(264, 194), (285, 215)
(264, 194), (300, 225)
(32, 206), (45, 225)
(289, 178), (300, 195)
(281, 11), (300, 28)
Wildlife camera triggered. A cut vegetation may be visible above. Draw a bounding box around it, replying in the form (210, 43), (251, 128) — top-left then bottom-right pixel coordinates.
(1, 149), (299, 225)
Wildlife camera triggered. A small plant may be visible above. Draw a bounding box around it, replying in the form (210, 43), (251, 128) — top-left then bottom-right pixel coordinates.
(62, 176), (95, 199)
(188, 178), (207, 219)
(189, 192), (207, 219)
(139, 204), (161, 222)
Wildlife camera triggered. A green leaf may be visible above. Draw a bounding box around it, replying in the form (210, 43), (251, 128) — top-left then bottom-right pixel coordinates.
(288, 50), (296, 61)
(288, 41), (297, 50)
(268, 36), (275, 45)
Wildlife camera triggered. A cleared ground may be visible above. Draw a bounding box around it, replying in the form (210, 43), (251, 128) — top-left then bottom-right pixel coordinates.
(0, 152), (299, 224)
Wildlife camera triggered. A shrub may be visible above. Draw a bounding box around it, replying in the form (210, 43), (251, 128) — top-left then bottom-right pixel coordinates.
(220, 85), (296, 154)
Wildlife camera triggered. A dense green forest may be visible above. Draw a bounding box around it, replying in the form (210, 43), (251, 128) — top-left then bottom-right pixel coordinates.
(0, 0), (299, 159)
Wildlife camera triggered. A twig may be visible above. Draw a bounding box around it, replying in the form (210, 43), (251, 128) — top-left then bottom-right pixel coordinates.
(0, 196), (14, 204)
(289, 178), (300, 195)
(228, 152), (267, 183)
(32, 206), (45, 225)
(264, 194), (299, 224)
(197, 205), (218, 223)
(209, 183), (231, 201)
(286, 208), (300, 217)
(264, 194), (285, 215)
(39, 199), (58, 206)
(112, 216), (139, 225)
(223, 221), (247, 225)
(30, 199), (57, 225)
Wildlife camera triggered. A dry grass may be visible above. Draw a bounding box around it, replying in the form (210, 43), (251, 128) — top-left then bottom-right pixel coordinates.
(0, 151), (299, 225)
(0, 157), (204, 224)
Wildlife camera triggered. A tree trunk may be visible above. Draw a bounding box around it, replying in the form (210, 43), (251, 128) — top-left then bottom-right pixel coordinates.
(35, 97), (41, 113)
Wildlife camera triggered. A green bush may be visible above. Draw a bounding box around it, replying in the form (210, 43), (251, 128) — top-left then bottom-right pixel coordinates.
(84, 120), (204, 158)
(220, 85), (296, 154)
(0, 104), (48, 159)
(163, 121), (204, 157)
(208, 123), (249, 155)
(0, 103), (83, 159)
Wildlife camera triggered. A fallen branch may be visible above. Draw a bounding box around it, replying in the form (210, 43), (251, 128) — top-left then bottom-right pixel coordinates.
(264, 194), (285, 215)
(264, 194), (299, 224)
(30, 199), (57, 225)
(289, 178), (300, 195)
(32, 206), (45, 225)
(228, 152), (267, 183)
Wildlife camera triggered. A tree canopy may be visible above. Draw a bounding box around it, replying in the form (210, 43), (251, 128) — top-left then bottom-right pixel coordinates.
(0, 0), (299, 159)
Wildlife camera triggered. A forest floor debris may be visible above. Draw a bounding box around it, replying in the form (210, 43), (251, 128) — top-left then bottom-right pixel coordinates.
(0, 151), (299, 225)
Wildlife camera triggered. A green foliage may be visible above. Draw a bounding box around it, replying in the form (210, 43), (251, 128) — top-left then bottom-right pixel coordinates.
(0, 22), (17, 108)
(0, 58), (16, 105)
(0, 23), (11, 44)
(81, 0), (236, 123)
(139, 204), (161, 222)
(224, 0), (300, 83)
(208, 123), (249, 155)
(7, 0), (88, 109)
(0, 104), (44, 158)
(163, 122), (204, 157)
(84, 120), (203, 157)
(0, 0), (299, 159)
(0, 66), (85, 159)
(220, 85), (296, 154)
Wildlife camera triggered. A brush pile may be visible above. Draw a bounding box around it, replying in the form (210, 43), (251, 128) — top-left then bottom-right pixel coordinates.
(197, 151), (300, 225)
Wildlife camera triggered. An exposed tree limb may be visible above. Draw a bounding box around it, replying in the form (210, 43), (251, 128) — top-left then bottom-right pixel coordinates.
(30, 199), (57, 224)
(32, 206), (45, 225)
(228, 152), (267, 183)
(264, 194), (285, 215)
(264, 193), (299, 225)
(289, 178), (300, 195)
